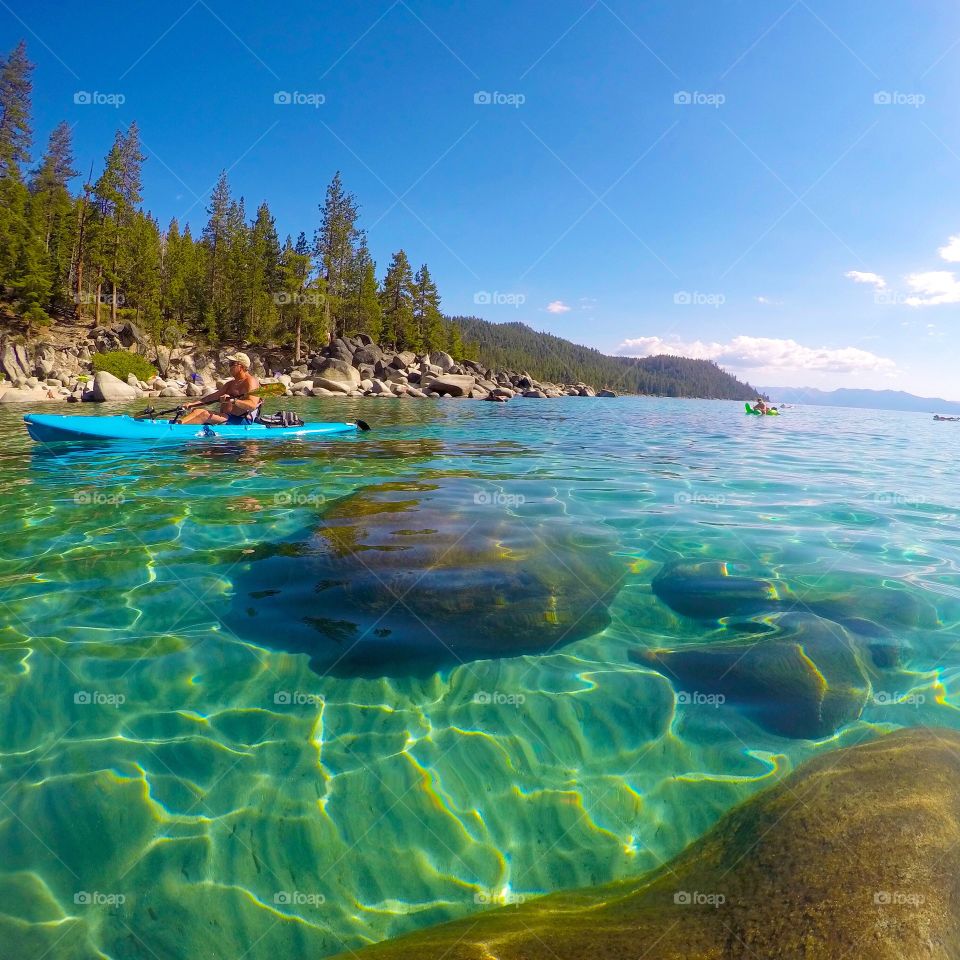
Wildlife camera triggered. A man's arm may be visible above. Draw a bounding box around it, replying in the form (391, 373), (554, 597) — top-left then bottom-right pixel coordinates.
(185, 384), (228, 409)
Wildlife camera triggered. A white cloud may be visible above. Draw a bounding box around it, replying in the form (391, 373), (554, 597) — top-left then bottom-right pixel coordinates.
(615, 335), (896, 374)
(755, 295), (783, 306)
(546, 300), (571, 313)
(903, 270), (960, 306)
(845, 270), (887, 289)
(939, 235), (960, 262)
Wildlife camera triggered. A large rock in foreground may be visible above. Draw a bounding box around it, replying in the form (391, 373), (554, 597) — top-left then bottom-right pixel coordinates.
(335, 728), (960, 960)
(91, 370), (139, 401)
(227, 479), (625, 676)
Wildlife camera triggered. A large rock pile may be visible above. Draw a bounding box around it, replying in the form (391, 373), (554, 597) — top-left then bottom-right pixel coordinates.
(290, 334), (615, 401)
(0, 326), (618, 403)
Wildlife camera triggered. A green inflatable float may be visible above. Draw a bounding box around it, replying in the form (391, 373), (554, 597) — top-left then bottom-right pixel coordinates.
(745, 402), (779, 416)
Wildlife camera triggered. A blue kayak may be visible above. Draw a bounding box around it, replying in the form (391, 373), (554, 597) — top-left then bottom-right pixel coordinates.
(24, 414), (364, 444)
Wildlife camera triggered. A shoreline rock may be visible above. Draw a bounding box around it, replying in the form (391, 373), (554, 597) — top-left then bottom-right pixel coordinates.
(0, 327), (619, 404)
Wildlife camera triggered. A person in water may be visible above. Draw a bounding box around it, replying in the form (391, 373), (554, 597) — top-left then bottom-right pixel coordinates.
(753, 397), (769, 414)
(180, 352), (262, 425)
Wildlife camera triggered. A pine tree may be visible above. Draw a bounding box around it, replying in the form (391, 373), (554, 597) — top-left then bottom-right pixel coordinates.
(161, 218), (185, 326)
(88, 133), (124, 323)
(412, 263), (443, 353)
(112, 122), (145, 323)
(29, 121), (77, 313)
(0, 41), (33, 291)
(200, 171), (232, 339)
(342, 236), (381, 340)
(223, 196), (249, 341)
(88, 123), (144, 324)
(123, 212), (162, 336)
(247, 201), (281, 342)
(314, 171), (359, 339)
(379, 249), (415, 351)
(445, 319), (464, 359)
(278, 231), (322, 361)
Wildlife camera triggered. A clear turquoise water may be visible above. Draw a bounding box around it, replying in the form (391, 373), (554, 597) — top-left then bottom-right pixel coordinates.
(0, 396), (958, 958)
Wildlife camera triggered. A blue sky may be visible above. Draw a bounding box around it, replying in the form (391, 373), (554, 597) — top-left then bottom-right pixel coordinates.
(8, 0), (960, 395)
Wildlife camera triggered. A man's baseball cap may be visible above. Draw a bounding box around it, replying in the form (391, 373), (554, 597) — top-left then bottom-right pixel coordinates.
(225, 352), (251, 368)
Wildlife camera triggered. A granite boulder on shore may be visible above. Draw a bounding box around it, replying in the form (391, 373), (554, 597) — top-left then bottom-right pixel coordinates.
(334, 728), (960, 960)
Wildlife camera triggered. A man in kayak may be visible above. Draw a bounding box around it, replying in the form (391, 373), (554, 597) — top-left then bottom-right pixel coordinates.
(180, 352), (263, 425)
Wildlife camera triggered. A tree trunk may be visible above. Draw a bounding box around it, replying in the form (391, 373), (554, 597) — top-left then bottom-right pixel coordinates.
(73, 184), (91, 319)
(111, 220), (121, 324)
(95, 268), (103, 326)
(295, 314), (301, 363)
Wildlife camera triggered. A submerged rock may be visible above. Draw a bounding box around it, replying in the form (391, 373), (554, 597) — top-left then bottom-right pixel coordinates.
(651, 560), (937, 665)
(652, 559), (781, 620)
(334, 728), (960, 960)
(227, 480), (625, 676)
(632, 612), (870, 739)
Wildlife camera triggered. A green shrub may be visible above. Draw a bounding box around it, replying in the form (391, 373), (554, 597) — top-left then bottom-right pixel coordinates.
(91, 350), (156, 383)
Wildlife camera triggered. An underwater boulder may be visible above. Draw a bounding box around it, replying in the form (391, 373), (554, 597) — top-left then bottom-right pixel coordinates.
(651, 559), (782, 620)
(330, 728), (960, 960)
(631, 612), (870, 739)
(226, 480), (625, 677)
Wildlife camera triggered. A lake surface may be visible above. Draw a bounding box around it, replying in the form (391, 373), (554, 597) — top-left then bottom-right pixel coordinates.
(0, 396), (957, 958)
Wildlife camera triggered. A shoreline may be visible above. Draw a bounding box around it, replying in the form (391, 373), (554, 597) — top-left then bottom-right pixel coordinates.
(0, 325), (617, 405)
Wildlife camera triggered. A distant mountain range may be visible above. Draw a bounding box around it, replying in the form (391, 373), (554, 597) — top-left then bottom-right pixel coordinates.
(759, 386), (960, 414)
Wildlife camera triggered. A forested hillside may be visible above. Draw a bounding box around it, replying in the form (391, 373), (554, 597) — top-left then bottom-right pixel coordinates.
(449, 317), (760, 398)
